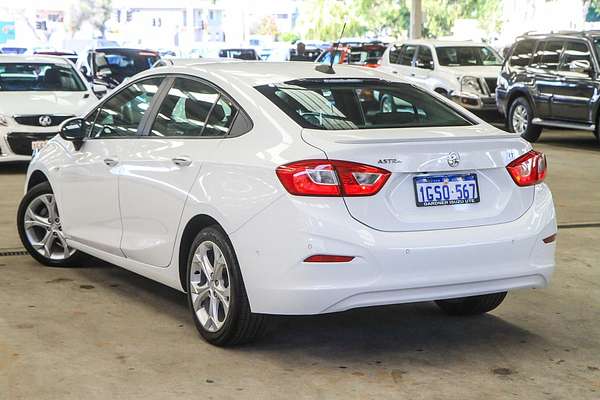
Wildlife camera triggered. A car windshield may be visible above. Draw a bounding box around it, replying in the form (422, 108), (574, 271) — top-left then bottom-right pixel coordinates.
(348, 48), (385, 64)
(0, 63), (86, 91)
(219, 49), (257, 60)
(256, 79), (472, 130)
(436, 46), (502, 66)
(96, 50), (159, 79)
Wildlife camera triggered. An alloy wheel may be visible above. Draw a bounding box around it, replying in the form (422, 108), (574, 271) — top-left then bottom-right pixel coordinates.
(24, 194), (74, 260)
(189, 240), (231, 332)
(512, 104), (529, 135)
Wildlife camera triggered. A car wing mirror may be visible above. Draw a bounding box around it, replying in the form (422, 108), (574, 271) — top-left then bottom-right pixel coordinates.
(569, 60), (591, 74)
(59, 117), (86, 151)
(92, 84), (108, 98)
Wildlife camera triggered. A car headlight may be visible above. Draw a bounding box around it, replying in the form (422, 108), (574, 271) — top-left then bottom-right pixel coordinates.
(460, 76), (484, 96)
(0, 114), (11, 127)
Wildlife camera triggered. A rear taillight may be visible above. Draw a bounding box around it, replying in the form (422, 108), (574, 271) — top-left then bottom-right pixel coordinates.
(276, 160), (390, 197)
(506, 150), (547, 187)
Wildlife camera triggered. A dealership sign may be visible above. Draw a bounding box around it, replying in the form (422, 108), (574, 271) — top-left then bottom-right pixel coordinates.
(0, 21), (16, 43)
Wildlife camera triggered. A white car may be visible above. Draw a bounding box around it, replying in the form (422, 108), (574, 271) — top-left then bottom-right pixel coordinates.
(0, 55), (106, 162)
(379, 40), (503, 112)
(17, 62), (557, 346)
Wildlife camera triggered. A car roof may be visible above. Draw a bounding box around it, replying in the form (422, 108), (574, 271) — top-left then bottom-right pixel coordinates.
(94, 47), (158, 53)
(394, 40), (489, 47)
(518, 30), (600, 41)
(140, 61), (402, 88)
(0, 55), (72, 65)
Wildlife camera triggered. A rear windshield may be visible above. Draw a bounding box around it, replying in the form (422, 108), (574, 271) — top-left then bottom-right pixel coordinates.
(0, 63), (86, 91)
(96, 49), (159, 79)
(255, 79), (473, 130)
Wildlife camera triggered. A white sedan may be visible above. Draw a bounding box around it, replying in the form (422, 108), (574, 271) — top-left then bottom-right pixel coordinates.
(17, 62), (557, 346)
(0, 55), (106, 162)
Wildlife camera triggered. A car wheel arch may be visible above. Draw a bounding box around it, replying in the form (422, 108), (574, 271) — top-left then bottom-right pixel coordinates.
(27, 170), (50, 192)
(178, 214), (229, 292)
(507, 90), (536, 117)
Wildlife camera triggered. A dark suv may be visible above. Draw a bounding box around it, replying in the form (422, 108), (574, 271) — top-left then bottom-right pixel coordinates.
(497, 31), (600, 144)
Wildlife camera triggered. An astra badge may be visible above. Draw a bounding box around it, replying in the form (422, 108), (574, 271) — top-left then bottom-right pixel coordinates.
(447, 152), (460, 168)
(38, 115), (52, 127)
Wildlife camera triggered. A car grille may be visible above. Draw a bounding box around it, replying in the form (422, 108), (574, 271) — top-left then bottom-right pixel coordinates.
(13, 115), (73, 127)
(6, 132), (58, 156)
(484, 78), (498, 95)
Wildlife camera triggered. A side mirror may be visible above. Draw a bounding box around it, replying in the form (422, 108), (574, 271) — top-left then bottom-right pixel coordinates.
(80, 65), (89, 76)
(59, 118), (86, 151)
(569, 59), (591, 74)
(92, 84), (107, 98)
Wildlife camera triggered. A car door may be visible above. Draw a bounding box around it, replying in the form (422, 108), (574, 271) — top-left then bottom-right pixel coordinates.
(528, 40), (565, 119)
(551, 40), (597, 123)
(117, 76), (240, 267)
(412, 45), (435, 88)
(58, 76), (164, 256)
(387, 44), (417, 81)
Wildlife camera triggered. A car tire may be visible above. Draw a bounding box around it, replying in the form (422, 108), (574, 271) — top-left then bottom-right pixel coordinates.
(435, 292), (507, 316)
(186, 226), (266, 346)
(508, 97), (542, 142)
(594, 124), (600, 145)
(17, 182), (81, 267)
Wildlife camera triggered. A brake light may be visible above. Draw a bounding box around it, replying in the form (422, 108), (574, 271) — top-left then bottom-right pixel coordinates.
(506, 150), (547, 187)
(276, 160), (390, 197)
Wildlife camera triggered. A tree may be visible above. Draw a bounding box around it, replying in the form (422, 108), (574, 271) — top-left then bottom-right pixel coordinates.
(297, 0), (366, 41)
(422, 0), (502, 38)
(70, 0), (113, 39)
(251, 15), (279, 37)
(355, 0), (410, 37)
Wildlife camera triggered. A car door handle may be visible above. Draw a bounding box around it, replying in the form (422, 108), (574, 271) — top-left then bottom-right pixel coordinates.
(172, 156), (192, 167)
(392, 70), (398, 74)
(103, 157), (119, 167)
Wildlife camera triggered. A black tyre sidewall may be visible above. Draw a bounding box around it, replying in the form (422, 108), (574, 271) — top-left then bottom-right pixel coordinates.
(17, 182), (80, 267)
(186, 226), (248, 345)
(508, 97), (542, 142)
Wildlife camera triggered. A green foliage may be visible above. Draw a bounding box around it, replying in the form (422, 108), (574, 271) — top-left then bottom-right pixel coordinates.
(296, 0), (502, 41)
(280, 32), (301, 43)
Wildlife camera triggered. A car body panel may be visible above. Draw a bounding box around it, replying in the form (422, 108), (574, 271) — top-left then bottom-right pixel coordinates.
(24, 62), (557, 315)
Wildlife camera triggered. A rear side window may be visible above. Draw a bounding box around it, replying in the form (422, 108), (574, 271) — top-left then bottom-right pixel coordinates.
(150, 78), (236, 137)
(509, 40), (536, 67)
(255, 80), (472, 131)
(399, 45), (416, 66)
(532, 40), (564, 70)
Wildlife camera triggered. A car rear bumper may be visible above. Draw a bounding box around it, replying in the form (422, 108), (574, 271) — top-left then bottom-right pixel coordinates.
(231, 184), (556, 315)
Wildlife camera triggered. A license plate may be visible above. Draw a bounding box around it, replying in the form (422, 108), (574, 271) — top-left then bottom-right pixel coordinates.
(414, 173), (480, 207)
(31, 140), (48, 152)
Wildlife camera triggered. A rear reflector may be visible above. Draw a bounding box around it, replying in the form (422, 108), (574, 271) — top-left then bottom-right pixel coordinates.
(543, 234), (557, 244)
(276, 160), (390, 197)
(506, 150), (547, 187)
(304, 255), (355, 263)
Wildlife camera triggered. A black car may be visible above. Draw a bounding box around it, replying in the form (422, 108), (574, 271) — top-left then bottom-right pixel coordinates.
(77, 48), (160, 89)
(497, 31), (600, 144)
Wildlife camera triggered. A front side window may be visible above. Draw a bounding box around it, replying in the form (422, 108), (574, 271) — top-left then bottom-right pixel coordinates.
(256, 80), (472, 131)
(0, 63), (86, 92)
(509, 40), (536, 67)
(436, 46), (502, 66)
(150, 78), (236, 138)
(399, 45), (417, 66)
(90, 77), (163, 138)
(532, 40), (564, 70)
(415, 46), (434, 69)
(560, 41), (592, 72)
